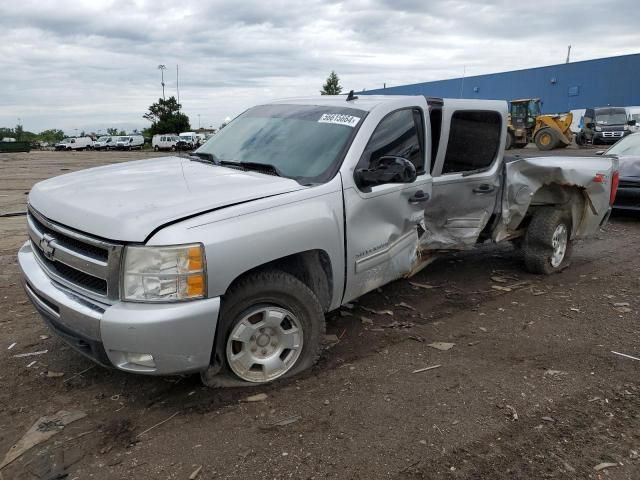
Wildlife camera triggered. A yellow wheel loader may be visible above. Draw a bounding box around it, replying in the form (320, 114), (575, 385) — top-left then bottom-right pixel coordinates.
(506, 98), (574, 151)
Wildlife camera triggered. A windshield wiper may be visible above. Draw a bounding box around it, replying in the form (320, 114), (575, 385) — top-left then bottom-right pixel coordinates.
(189, 152), (218, 163)
(220, 160), (283, 177)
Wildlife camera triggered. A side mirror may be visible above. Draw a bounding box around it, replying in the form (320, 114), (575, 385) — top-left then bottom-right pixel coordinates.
(586, 122), (595, 129)
(355, 156), (417, 188)
(595, 150), (606, 156)
(628, 119), (637, 126)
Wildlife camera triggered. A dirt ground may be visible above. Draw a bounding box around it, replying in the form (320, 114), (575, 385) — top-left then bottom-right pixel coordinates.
(1, 149), (639, 480)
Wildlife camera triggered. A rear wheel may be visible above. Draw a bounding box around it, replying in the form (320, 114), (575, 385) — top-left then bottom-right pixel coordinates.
(205, 270), (325, 385)
(523, 208), (572, 274)
(534, 128), (559, 151)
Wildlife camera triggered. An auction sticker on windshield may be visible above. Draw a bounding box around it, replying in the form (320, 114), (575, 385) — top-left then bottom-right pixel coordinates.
(318, 113), (361, 128)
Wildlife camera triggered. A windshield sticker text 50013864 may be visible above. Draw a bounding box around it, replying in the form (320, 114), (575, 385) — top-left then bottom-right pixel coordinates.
(318, 113), (361, 128)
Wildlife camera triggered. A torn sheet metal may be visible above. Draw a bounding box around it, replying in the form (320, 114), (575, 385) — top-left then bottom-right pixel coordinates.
(497, 156), (618, 240)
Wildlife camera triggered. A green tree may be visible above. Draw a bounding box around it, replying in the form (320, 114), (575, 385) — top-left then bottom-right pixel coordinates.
(38, 129), (65, 143)
(143, 96), (190, 136)
(14, 124), (24, 141)
(118, 130), (126, 136)
(106, 128), (119, 136)
(320, 71), (343, 95)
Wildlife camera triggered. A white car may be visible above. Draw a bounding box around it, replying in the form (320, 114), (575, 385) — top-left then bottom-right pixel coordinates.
(54, 137), (93, 151)
(115, 135), (145, 150)
(152, 134), (180, 151)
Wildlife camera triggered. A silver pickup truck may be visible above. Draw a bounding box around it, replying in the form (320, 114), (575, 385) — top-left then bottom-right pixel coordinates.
(18, 95), (619, 386)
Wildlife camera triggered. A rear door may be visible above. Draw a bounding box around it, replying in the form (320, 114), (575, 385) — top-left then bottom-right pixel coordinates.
(422, 101), (506, 249)
(342, 107), (433, 303)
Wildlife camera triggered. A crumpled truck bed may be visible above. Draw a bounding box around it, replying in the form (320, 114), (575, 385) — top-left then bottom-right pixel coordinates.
(495, 156), (618, 241)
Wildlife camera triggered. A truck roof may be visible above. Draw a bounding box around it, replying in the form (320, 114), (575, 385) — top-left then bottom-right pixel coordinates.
(269, 95), (503, 112)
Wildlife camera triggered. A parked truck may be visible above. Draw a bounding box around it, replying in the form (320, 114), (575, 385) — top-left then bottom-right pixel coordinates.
(19, 95), (618, 387)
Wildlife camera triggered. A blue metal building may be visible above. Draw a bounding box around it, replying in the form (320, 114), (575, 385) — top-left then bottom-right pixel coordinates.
(361, 53), (640, 113)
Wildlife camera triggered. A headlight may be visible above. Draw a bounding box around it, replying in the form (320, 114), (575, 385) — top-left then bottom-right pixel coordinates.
(595, 126), (602, 132)
(122, 244), (206, 302)
(624, 125), (629, 131)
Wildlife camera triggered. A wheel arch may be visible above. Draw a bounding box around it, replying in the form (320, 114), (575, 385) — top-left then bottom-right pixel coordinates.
(527, 184), (587, 238)
(223, 249), (334, 313)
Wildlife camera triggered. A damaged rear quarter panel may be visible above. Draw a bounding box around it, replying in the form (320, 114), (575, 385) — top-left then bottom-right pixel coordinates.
(499, 156), (618, 239)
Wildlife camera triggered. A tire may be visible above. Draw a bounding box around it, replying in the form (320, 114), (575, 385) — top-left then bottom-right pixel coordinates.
(534, 128), (559, 151)
(209, 270), (325, 385)
(153, 146), (159, 151)
(506, 131), (514, 150)
(523, 208), (573, 274)
(575, 132), (585, 146)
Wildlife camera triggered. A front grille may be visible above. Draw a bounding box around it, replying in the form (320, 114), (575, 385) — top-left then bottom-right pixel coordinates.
(27, 207), (122, 301)
(602, 131), (623, 138)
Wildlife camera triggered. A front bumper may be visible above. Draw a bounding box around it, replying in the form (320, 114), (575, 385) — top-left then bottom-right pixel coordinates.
(593, 130), (631, 144)
(613, 181), (640, 211)
(18, 242), (220, 375)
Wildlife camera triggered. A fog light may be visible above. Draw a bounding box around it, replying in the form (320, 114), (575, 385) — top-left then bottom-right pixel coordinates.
(125, 352), (156, 368)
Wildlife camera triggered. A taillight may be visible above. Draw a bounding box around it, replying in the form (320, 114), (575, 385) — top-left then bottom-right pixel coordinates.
(610, 170), (620, 205)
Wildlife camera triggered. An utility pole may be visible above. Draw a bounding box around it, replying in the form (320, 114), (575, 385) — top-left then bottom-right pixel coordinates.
(566, 45), (571, 64)
(460, 65), (466, 98)
(176, 64), (180, 106)
(198, 114), (201, 129)
(158, 64), (166, 100)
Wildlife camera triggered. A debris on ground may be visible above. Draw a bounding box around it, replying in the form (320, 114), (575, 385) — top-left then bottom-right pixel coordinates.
(428, 342), (455, 351)
(383, 321), (414, 330)
(361, 307), (394, 316)
(541, 416), (555, 423)
(136, 412), (180, 439)
(360, 316), (374, 325)
(409, 282), (439, 290)
(593, 462), (618, 471)
(100, 418), (135, 451)
(260, 415), (302, 429)
(7, 342), (16, 350)
(189, 465), (203, 479)
(339, 310), (353, 317)
(63, 365), (96, 384)
(544, 369), (568, 377)
(322, 334), (340, 349)
(395, 302), (415, 311)
(0, 410), (86, 469)
(243, 393), (268, 403)
(615, 306), (632, 313)
(505, 405), (518, 421)
(492, 285), (512, 292)
(13, 350), (48, 358)
(611, 351), (640, 362)
(490, 276), (509, 283)
(612, 302), (630, 307)
(39, 334), (50, 340)
(26, 360), (37, 368)
(412, 365), (441, 374)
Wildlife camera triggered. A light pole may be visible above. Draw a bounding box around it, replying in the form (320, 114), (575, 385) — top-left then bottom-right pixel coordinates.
(198, 114), (201, 130)
(158, 64), (166, 100)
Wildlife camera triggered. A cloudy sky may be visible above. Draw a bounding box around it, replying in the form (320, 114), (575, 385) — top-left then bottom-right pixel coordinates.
(1, 0), (637, 134)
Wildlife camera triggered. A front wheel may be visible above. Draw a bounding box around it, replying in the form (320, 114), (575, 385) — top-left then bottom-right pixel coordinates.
(153, 145), (159, 151)
(206, 270), (325, 385)
(523, 208), (573, 274)
(506, 131), (514, 150)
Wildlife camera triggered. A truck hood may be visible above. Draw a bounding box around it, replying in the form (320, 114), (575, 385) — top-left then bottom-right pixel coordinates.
(29, 156), (306, 242)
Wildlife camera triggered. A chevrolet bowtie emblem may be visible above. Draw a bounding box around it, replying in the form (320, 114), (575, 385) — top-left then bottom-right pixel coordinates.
(39, 234), (56, 260)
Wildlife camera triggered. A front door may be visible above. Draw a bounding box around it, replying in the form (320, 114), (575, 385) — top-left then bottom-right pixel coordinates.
(342, 108), (433, 303)
(422, 107), (505, 249)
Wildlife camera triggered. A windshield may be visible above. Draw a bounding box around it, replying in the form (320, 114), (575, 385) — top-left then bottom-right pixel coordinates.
(180, 135), (191, 140)
(595, 109), (627, 125)
(607, 133), (640, 156)
(196, 104), (365, 182)
(96, 136), (109, 142)
(61, 138), (71, 143)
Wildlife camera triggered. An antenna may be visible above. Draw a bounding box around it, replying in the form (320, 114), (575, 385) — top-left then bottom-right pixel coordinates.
(346, 90), (358, 102)
(566, 45), (571, 63)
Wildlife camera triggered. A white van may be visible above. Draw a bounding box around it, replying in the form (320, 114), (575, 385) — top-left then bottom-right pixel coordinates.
(115, 135), (144, 150)
(179, 132), (199, 149)
(152, 134), (180, 151)
(93, 136), (118, 150)
(54, 137), (93, 151)
(628, 107), (640, 133)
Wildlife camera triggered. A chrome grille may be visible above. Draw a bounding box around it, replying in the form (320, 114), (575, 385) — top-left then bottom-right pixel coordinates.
(602, 131), (623, 138)
(27, 207), (122, 302)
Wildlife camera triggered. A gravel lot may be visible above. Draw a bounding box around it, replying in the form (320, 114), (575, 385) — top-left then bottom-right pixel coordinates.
(1, 149), (639, 480)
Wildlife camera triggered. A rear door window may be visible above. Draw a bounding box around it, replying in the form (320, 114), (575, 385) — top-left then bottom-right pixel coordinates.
(441, 110), (501, 174)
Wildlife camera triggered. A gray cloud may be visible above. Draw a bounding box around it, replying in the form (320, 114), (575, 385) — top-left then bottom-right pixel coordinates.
(0, 0), (637, 133)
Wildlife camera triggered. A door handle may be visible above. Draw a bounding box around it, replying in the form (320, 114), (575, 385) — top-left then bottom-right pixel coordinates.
(408, 190), (430, 204)
(472, 184), (496, 194)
